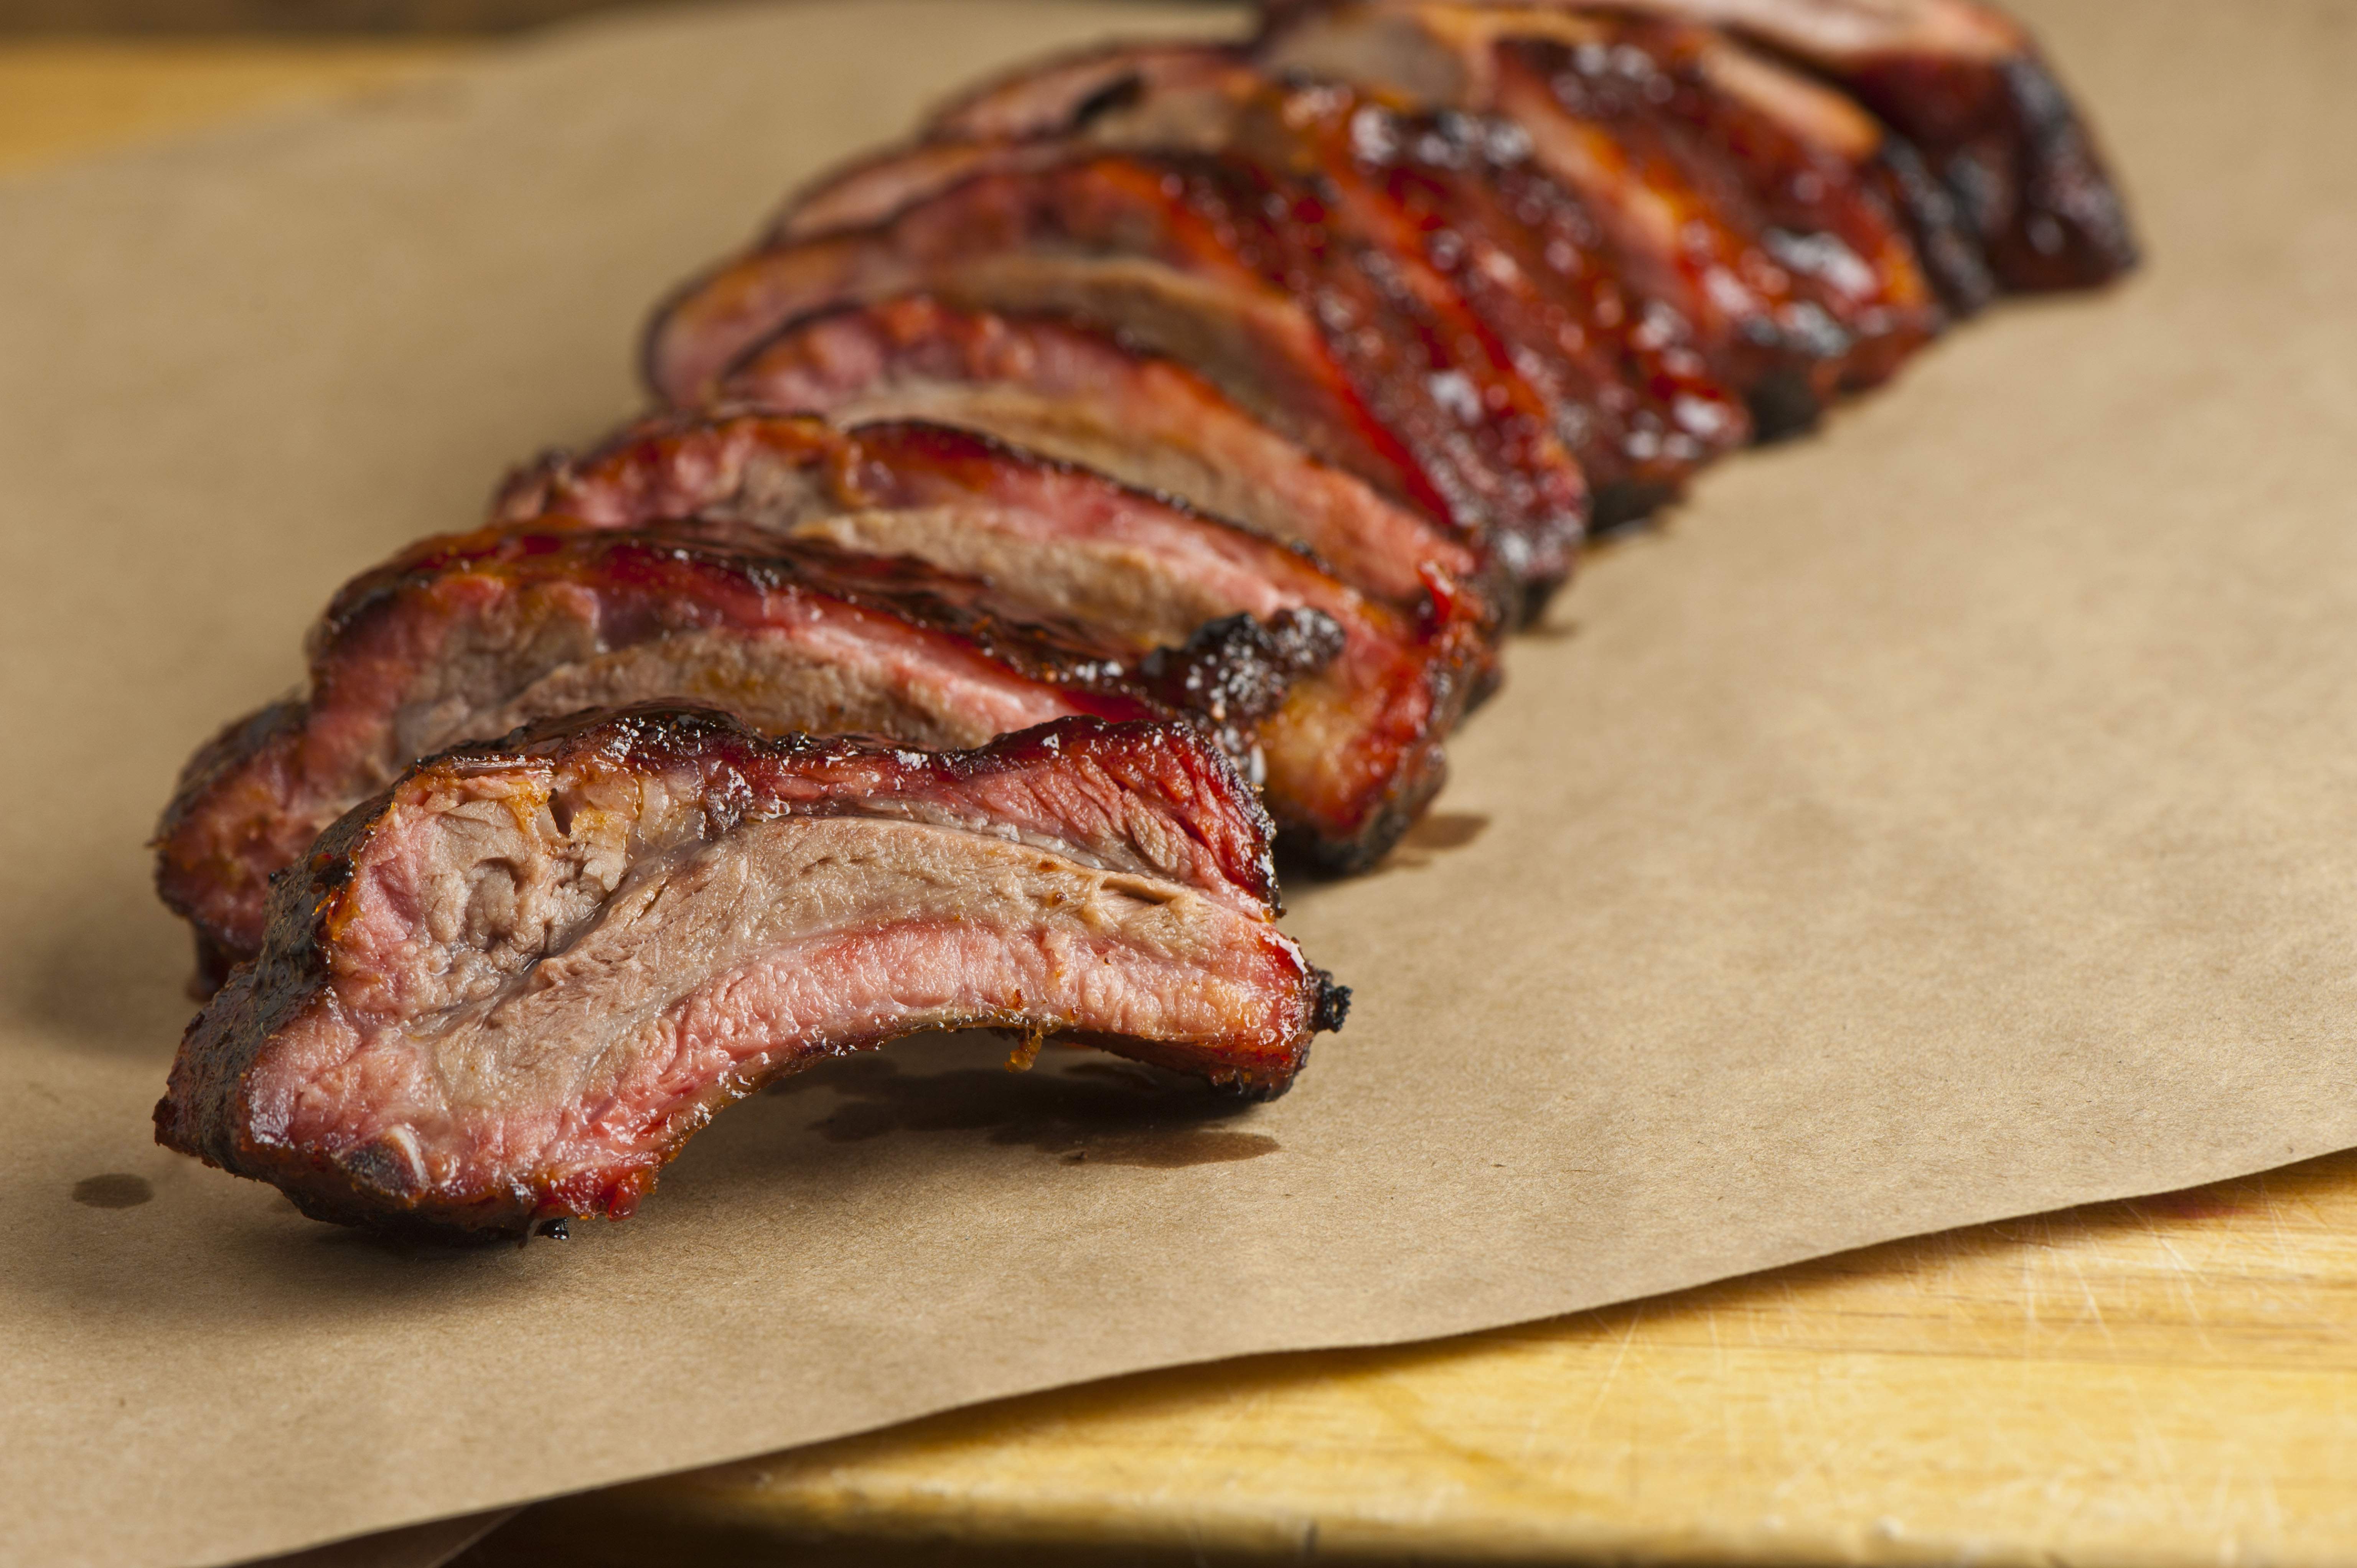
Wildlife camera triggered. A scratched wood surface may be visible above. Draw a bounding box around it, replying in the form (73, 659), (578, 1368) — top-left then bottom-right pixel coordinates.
(450, 1149), (2357, 1566)
(24, 49), (2357, 1568)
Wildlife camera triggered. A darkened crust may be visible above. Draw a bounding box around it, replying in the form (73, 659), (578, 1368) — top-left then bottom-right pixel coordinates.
(640, 148), (1593, 590)
(157, 709), (1339, 1239)
(152, 515), (1343, 984)
(494, 410), (1493, 869)
(1251, 0), (2136, 299)
(1831, 46), (2137, 293)
(716, 296), (1514, 620)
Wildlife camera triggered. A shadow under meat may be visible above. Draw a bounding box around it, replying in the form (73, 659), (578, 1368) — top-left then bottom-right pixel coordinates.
(767, 1039), (1281, 1169)
(10, 996), (1281, 1330)
(1357, 810), (1490, 876)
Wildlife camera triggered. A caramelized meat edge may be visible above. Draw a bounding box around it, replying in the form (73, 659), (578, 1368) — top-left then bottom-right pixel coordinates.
(722, 295), (1500, 616)
(499, 412), (1494, 873)
(157, 710), (1346, 1238)
(152, 522), (1332, 987)
(643, 150), (1591, 593)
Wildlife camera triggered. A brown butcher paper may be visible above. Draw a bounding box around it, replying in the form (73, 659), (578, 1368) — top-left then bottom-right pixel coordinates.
(3, 2), (2353, 1563)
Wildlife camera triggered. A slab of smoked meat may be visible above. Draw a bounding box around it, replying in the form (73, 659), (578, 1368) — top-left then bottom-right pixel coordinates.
(790, 47), (1748, 530)
(154, 523), (1331, 991)
(1535, 0), (2132, 290)
(1262, 2), (1947, 432)
(157, 708), (1348, 1237)
(497, 412), (1492, 872)
(641, 150), (1590, 598)
(1211, 78), (1756, 522)
(1258, 3), (1990, 315)
(720, 297), (1494, 616)
(1265, 0), (2134, 291)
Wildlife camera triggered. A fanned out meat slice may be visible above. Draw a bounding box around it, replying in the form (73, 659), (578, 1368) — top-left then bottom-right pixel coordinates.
(1206, 77), (1755, 517)
(157, 707), (1348, 1237)
(718, 297), (1490, 615)
(1262, 1), (1948, 431)
(154, 522), (1333, 989)
(496, 412), (1493, 872)
(795, 47), (1750, 526)
(780, 41), (1256, 241)
(1258, 3), (1993, 314)
(926, 38), (1253, 147)
(1324, 0), (2137, 290)
(642, 150), (1591, 597)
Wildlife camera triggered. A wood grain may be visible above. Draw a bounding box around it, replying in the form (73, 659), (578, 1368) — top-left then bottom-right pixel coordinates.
(26, 46), (2355, 1568)
(471, 1150), (2357, 1566)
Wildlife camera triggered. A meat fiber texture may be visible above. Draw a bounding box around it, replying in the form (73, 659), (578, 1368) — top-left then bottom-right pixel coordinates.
(156, 708), (1348, 1238)
(643, 148), (1596, 598)
(805, 39), (1758, 514)
(720, 296), (1495, 614)
(152, 517), (1340, 988)
(1258, 3), (1951, 435)
(154, 412), (1489, 995)
(1258, 0), (2138, 292)
(494, 412), (1493, 868)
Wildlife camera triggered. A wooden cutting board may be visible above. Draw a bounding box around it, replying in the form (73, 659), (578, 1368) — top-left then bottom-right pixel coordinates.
(25, 44), (2356, 1568)
(465, 1145), (2357, 1565)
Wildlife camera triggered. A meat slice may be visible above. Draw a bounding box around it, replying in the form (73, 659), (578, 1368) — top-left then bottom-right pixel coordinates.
(153, 521), (1330, 989)
(1263, 0), (2136, 292)
(1697, 0), (2136, 291)
(925, 38), (1253, 148)
(642, 150), (1591, 596)
(156, 708), (1347, 1237)
(1209, 78), (1754, 517)
(1261, 1), (1948, 429)
(787, 44), (1747, 526)
(719, 298), (1489, 614)
(780, 41), (1255, 240)
(496, 412), (1493, 872)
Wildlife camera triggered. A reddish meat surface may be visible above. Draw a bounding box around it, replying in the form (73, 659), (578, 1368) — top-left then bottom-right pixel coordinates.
(499, 412), (1493, 871)
(157, 708), (1347, 1237)
(154, 521), (1330, 988)
(1263, 3), (1948, 431)
(643, 150), (1591, 595)
(1262, 0), (2136, 292)
(720, 296), (1493, 613)
(786, 44), (1747, 532)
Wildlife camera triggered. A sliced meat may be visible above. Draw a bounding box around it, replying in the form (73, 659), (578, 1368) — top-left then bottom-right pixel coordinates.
(1554, 0), (2130, 290)
(925, 38), (1253, 147)
(497, 412), (1493, 872)
(1262, 1), (1947, 429)
(642, 149), (1591, 596)
(154, 522), (1330, 988)
(719, 297), (1490, 615)
(1259, 1), (1992, 316)
(1263, 0), (2135, 292)
(1211, 81), (1755, 516)
(781, 140), (1004, 244)
(157, 708), (1348, 1237)
(1724, 0), (2135, 291)
(789, 45), (1745, 527)
(777, 40), (1254, 240)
